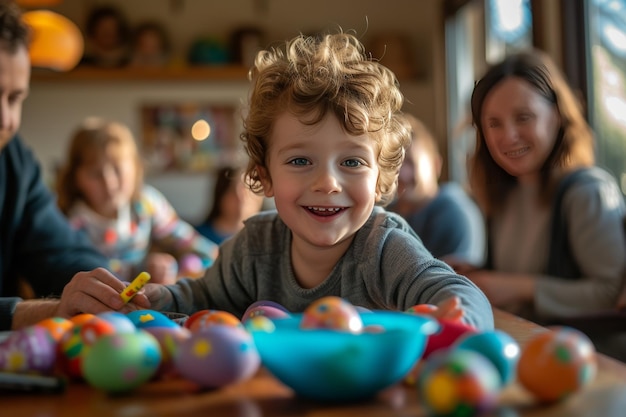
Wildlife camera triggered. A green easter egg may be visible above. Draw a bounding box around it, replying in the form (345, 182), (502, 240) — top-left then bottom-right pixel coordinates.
(82, 331), (162, 392)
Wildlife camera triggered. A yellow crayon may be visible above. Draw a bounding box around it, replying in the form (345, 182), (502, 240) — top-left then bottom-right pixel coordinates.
(120, 272), (151, 303)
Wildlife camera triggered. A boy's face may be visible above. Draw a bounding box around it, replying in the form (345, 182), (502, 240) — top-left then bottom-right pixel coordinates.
(0, 46), (30, 152)
(260, 112), (380, 251)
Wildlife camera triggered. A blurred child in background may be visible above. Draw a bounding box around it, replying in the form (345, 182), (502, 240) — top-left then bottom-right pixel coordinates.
(56, 117), (218, 284)
(388, 113), (485, 266)
(195, 165), (264, 245)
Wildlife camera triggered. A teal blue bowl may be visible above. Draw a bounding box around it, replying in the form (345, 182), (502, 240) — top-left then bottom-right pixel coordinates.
(249, 311), (438, 402)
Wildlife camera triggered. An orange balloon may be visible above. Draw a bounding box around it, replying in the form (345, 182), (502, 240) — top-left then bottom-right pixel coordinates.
(22, 10), (84, 71)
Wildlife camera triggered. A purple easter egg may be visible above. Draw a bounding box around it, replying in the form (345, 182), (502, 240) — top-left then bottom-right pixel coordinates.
(0, 326), (57, 374)
(174, 325), (260, 388)
(241, 300), (291, 324)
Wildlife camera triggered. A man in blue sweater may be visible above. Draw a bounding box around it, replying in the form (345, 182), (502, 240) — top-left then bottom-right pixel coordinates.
(0, 1), (128, 330)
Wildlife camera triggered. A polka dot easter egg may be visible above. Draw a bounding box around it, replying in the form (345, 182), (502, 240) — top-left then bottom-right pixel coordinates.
(185, 309), (243, 332)
(517, 326), (597, 403)
(0, 326), (57, 374)
(58, 315), (118, 379)
(126, 310), (180, 330)
(453, 330), (520, 387)
(82, 330), (162, 393)
(174, 325), (260, 388)
(97, 311), (137, 333)
(300, 296), (363, 333)
(418, 348), (502, 417)
(126, 310), (191, 379)
(35, 317), (74, 342)
(241, 300), (291, 325)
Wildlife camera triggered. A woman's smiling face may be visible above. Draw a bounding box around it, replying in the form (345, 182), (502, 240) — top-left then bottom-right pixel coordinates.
(481, 77), (561, 183)
(260, 111), (380, 250)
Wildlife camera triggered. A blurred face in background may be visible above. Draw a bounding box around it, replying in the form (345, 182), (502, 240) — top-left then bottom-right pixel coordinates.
(221, 175), (264, 226)
(74, 143), (137, 218)
(396, 140), (441, 205)
(480, 77), (560, 183)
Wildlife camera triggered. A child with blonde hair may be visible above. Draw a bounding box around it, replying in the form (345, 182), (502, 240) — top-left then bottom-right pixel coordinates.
(56, 117), (218, 284)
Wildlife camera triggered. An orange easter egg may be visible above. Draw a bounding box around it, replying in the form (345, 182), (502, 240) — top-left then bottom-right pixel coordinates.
(517, 326), (597, 403)
(185, 309), (242, 332)
(35, 317), (73, 342)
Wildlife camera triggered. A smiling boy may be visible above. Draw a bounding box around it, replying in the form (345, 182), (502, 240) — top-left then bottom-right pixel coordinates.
(137, 32), (493, 330)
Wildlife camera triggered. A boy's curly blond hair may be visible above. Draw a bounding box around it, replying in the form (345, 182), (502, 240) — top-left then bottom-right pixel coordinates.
(241, 31), (410, 206)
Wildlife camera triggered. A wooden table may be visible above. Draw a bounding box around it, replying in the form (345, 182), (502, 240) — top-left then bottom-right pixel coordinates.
(3, 308), (626, 417)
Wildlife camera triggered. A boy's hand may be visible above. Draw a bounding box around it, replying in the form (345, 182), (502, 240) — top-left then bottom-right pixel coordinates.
(433, 296), (464, 322)
(407, 296), (464, 322)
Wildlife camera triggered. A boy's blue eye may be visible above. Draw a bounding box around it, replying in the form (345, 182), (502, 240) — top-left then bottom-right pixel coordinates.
(288, 158), (309, 166)
(342, 159), (362, 168)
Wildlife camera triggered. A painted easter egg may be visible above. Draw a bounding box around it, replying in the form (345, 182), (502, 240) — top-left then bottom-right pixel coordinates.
(418, 348), (502, 417)
(69, 313), (97, 326)
(126, 310), (179, 329)
(57, 315), (117, 379)
(517, 326), (597, 403)
(241, 300), (291, 324)
(454, 330), (520, 387)
(82, 330), (162, 392)
(0, 326), (57, 374)
(244, 315), (276, 333)
(421, 319), (477, 359)
(174, 325), (260, 388)
(143, 326), (191, 378)
(97, 311), (137, 333)
(300, 296), (363, 333)
(184, 309), (243, 332)
(35, 317), (74, 342)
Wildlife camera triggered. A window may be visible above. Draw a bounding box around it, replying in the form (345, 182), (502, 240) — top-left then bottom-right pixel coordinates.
(444, 0), (533, 184)
(485, 0), (533, 63)
(585, 0), (626, 195)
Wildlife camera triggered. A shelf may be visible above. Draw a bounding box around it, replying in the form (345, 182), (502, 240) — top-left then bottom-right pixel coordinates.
(30, 65), (250, 82)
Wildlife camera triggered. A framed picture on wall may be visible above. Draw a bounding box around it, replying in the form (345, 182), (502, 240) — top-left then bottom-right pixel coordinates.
(140, 102), (240, 173)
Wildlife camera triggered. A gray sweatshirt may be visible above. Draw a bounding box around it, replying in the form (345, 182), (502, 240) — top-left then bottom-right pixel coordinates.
(165, 206), (494, 330)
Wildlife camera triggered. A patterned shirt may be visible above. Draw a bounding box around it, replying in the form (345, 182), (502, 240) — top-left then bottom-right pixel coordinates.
(67, 185), (217, 280)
